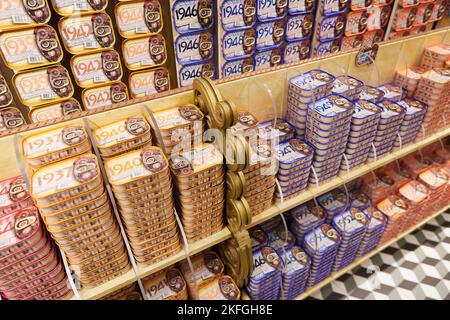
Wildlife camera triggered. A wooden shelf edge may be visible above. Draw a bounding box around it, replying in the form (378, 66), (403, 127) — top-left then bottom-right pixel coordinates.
(73, 228), (232, 300)
(294, 204), (450, 300)
(248, 127), (450, 228)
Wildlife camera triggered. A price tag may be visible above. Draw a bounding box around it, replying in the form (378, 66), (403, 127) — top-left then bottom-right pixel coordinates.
(42, 92), (57, 100)
(28, 56), (45, 64)
(84, 41), (99, 49)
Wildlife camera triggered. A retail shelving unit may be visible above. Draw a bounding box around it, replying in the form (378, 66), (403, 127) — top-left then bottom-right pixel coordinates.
(0, 28), (448, 300)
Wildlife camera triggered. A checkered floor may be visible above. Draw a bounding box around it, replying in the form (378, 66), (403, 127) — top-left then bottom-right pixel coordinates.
(308, 211), (450, 300)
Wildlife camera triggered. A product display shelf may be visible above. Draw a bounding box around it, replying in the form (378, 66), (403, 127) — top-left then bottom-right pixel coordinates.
(294, 203), (450, 300)
(240, 204), (450, 301)
(72, 228), (232, 300)
(0, 28), (448, 300)
(249, 127), (450, 229)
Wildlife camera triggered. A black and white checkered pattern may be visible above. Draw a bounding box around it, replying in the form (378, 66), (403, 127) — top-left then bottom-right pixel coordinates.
(307, 211), (450, 300)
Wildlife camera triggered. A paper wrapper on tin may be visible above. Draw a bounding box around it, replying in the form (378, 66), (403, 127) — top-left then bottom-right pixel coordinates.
(22, 124), (91, 168)
(246, 246), (283, 300)
(303, 224), (341, 287)
(143, 267), (188, 300)
(179, 250), (224, 299)
(332, 207), (369, 271)
(93, 117), (152, 158)
(30, 153), (130, 287)
(104, 146), (181, 265)
(169, 143), (224, 243)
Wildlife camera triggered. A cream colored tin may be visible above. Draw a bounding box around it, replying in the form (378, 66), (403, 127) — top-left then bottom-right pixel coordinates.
(59, 12), (115, 54)
(115, 0), (163, 38)
(129, 68), (170, 98)
(50, 0), (108, 16)
(122, 34), (167, 70)
(82, 82), (128, 111)
(0, 26), (63, 71)
(13, 65), (74, 108)
(0, 0), (51, 32)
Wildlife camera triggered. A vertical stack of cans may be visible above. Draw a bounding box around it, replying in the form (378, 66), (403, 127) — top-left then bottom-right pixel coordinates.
(152, 104), (204, 155)
(420, 44), (450, 69)
(274, 138), (314, 202)
(394, 66), (428, 97)
(30, 153), (130, 287)
(397, 179), (430, 230)
(306, 94), (354, 185)
(313, 0), (347, 56)
(376, 195), (409, 244)
(304, 224), (341, 287)
(280, 246), (311, 300)
(242, 140), (276, 216)
(357, 207), (388, 257)
(104, 147), (182, 265)
(253, 1), (286, 72)
(286, 70), (335, 139)
(283, 1), (316, 65)
(169, 143), (225, 243)
(0, 174), (70, 300)
(93, 117), (152, 159)
(317, 189), (349, 224)
(171, 0), (215, 87)
(57, 5), (129, 112)
(393, 98), (427, 150)
(288, 200), (326, 244)
(0, 205), (72, 300)
(332, 208), (369, 271)
(414, 69), (450, 136)
(217, 0), (256, 78)
(341, 99), (382, 173)
(143, 267), (188, 300)
(22, 124), (92, 169)
(115, 0), (171, 98)
(418, 167), (449, 217)
(246, 246), (283, 300)
(367, 99), (406, 161)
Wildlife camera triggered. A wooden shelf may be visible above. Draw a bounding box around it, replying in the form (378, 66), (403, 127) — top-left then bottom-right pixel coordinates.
(249, 127), (450, 229)
(294, 204), (450, 300)
(73, 228), (232, 300)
